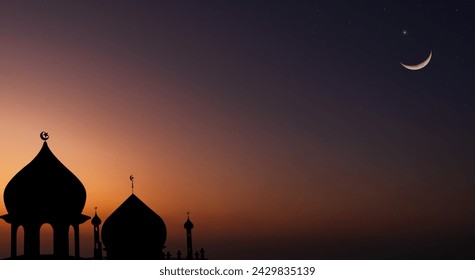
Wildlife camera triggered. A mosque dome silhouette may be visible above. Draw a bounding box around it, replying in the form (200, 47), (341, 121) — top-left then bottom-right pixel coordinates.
(4, 142), (87, 221)
(1, 132), (90, 258)
(101, 193), (167, 259)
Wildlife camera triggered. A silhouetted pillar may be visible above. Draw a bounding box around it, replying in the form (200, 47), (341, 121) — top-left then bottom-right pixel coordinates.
(74, 224), (80, 258)
(53, 223), (69, 257)
(24, 223), (40, 257)
(177, 250), (182, 260)
(93, 225), (102, 259)
(10, 224), (18, 258)
(186, 231), (193, 259)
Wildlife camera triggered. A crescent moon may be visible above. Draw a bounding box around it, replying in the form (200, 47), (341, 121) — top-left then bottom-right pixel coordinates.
(40, 131), (49, 141)
(130, 175), (134, 181)
(400, 50), (432, 71)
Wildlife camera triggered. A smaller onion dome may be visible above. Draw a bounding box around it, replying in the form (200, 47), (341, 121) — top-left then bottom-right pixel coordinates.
(91, 209), (101, 226)
(184, 216), (194, 230)
(101, 194), (166, 259)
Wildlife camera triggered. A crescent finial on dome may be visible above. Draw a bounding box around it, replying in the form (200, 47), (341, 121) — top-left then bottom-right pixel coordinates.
(40, 131), (49, 141)
(130, 175), (134, 194)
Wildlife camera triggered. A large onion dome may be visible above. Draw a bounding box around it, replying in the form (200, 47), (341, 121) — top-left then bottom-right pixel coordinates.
(101, 194), (167, 259)
(3, 141), (87, 223)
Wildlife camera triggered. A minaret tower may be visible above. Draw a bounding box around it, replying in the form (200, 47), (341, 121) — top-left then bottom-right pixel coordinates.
(184, 212), (194, 259)
(91, 207), (102, 259)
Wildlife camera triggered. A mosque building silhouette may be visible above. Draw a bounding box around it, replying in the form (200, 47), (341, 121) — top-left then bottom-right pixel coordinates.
(0, 132), (206, 260)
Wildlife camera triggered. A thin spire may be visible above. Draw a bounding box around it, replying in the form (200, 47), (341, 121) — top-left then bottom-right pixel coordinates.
(130, 175), (134, 194)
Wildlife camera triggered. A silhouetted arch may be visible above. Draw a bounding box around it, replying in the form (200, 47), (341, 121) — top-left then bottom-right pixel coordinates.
(16, 225), (24, 256)
(69, 225), (75, 256)
(40, 223), (54, 255)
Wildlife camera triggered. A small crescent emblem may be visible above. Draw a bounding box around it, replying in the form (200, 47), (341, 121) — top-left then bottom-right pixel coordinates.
(130, 175), (134, 181)
(40, 131), (49, 141)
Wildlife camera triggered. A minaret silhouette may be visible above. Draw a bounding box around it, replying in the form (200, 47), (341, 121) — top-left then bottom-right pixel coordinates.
(91, 207), (102, 260)
(184, 212), (194, 259)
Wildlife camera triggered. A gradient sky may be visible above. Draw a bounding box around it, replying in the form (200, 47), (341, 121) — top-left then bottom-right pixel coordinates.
(1, 1), (475, 259)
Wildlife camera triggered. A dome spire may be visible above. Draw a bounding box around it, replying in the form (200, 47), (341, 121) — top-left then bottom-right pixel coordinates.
(130, 175), (134, 194)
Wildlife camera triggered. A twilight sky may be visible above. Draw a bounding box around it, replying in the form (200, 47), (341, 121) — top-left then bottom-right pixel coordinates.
(1, 1), (475, 259)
